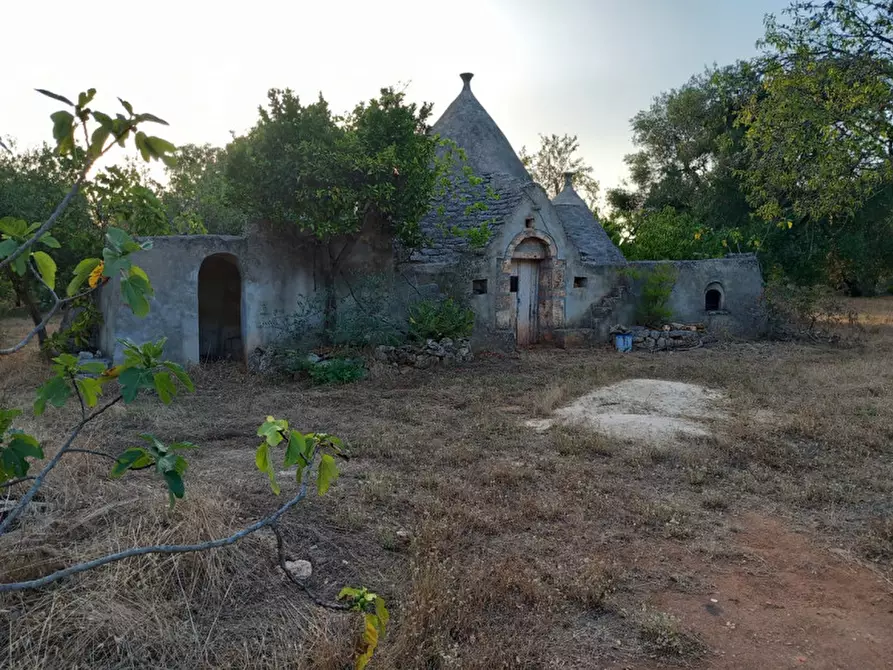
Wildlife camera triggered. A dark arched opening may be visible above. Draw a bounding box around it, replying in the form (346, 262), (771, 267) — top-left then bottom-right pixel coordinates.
(198, 253), (243, 360)
(705, 288), (722, 311)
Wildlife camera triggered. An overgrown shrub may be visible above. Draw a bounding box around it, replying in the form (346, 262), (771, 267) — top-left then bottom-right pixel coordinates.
(307, 358), (367, 385)
(42, 297), (102, 355)
(622, 265), (677, 327)
(407, 298), (474, 342)
(762, 279), (863, 343)
(275, 350), (367, 385)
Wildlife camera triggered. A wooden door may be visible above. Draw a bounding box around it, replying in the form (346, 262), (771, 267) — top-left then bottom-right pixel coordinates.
(515, 259), (539, 346)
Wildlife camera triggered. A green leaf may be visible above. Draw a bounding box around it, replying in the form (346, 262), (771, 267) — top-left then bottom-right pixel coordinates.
(105, 227), (135, 252)
(255, 442), (280, 495)
(92, 111), (113, 128)
(284, 431), (306, 467)
(129, 265), (149, 283)
(89, 125), (111, 158)
(36, 89), (74, 106)
(118, 367), (154, 403)
(34, 375), (71, 415)
(77, 88), (96, 108)
(134, 131), (150, 162)
(118, 98), (134, 116)
(156, 452), (178, 473)
(257, 417), (287, 447)
(170, 454), (189, 475)
(31, 251), (56, 290)
(161, 361), (195, 392)
(374, 596), (390, 635)
(121, 275), (152, 317)
(0, 408), (22, 433)
(2, 433), (43, 479)
(110, 447), (152, 477)
(66, 257), (101, 296)
(0, 239), (17, 259)
(134, 112), (169, 126)
(8, 433), (42, 460)
(40, 234), (61, 249)
(163, 470), (185, 501)
(316, 453), (339, 496)
(50, 110), (75, 148)
(153, 371), (176, 404)
(0, 217), (28, 237)
(10, 252), (27, 276)
(75, 377), (103, 408)
(78, 361), (108, 375)
(145, 136), (176, 155)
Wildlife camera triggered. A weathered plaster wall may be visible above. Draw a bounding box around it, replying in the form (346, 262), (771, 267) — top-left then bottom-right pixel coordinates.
(100, 220), (395, 364)
(627, 255), (766, 336)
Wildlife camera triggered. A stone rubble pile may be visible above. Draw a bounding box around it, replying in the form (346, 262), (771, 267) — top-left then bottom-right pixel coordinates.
(374, 337), (473, 369)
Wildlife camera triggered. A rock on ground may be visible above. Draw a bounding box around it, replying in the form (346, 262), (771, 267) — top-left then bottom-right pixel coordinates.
(284, 559), (312, 580)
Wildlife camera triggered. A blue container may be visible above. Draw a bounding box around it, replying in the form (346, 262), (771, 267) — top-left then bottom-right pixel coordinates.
(614, 333), (633, 352)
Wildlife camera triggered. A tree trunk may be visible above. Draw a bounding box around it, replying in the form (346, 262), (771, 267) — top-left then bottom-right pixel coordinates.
(321, 235), (361, 342)
(6, 269), (48, 348)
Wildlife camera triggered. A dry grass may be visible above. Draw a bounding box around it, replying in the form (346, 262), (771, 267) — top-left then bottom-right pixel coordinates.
(1, 299), (893, 667)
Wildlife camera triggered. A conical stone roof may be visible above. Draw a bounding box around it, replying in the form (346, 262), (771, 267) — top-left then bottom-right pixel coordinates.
(552, 173), (626, 265)
(431, 73), (531, 182)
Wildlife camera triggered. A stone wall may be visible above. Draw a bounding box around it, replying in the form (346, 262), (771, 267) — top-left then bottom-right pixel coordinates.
(627, 255), (766, 337)
(99, 220), (395, 365)
(374, 337), (473, 368)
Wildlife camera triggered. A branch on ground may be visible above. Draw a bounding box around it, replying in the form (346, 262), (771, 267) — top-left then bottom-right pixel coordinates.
(0, 484), (309, 592)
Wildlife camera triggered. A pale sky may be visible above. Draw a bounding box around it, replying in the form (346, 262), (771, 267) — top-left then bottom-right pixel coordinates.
(4, 0), (789, 193)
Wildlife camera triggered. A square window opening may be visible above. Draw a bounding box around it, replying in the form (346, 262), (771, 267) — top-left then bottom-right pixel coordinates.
(510, 276), (519, 293)
(525, 217), (534, 229)
(472, 279), (488, 295)
(573, 276), (588, 288)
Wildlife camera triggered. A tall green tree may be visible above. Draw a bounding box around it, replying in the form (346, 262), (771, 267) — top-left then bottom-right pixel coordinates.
(739, 0), (893, 292)
(519, 134), (600, 211)
(162, 143), (247, 235)
(605, 62), (762, 258)
(0, 141), (99, 338)
(85, 160), (171, 237)
(226, 86), (487, 328)
(610, 62), (760, 227)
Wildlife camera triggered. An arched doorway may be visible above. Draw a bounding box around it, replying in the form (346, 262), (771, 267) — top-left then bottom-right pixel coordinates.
(512, 238), (549, 345)
(198, 253), (243, 361)
(705, 282), (724, 311)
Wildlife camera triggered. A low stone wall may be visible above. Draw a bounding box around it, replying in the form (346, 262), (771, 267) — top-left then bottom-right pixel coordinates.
(614, 324), (714, 351)
(374, 337), (473, 368)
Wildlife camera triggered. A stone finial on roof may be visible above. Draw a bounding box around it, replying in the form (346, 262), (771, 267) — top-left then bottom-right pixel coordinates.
(563, 171), (575, 189)
(460, 72), (474, 90)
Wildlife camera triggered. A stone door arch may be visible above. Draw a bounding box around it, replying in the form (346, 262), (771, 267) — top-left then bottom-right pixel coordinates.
(496, 230), (566, 345)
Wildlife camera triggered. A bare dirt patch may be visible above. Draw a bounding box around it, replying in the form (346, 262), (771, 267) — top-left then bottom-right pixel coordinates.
(527, 378), (727, 443)
(651, 512), (893, 669)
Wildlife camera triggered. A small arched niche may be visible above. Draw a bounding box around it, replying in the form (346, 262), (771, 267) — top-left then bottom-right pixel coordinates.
(198, 253), (243, 361)
(704, 282), (724, 312)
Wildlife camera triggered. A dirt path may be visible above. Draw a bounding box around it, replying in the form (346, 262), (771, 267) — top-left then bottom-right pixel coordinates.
(653, 514), (893, 669)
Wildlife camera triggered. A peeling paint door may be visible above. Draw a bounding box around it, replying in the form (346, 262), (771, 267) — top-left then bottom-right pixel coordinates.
(515, 260), (539, 346)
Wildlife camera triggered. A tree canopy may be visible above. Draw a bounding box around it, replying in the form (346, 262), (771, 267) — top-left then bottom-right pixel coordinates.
(607, 1), (893, 293)
(225, 87), (441, 251)
(519, 134), (600, 212)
